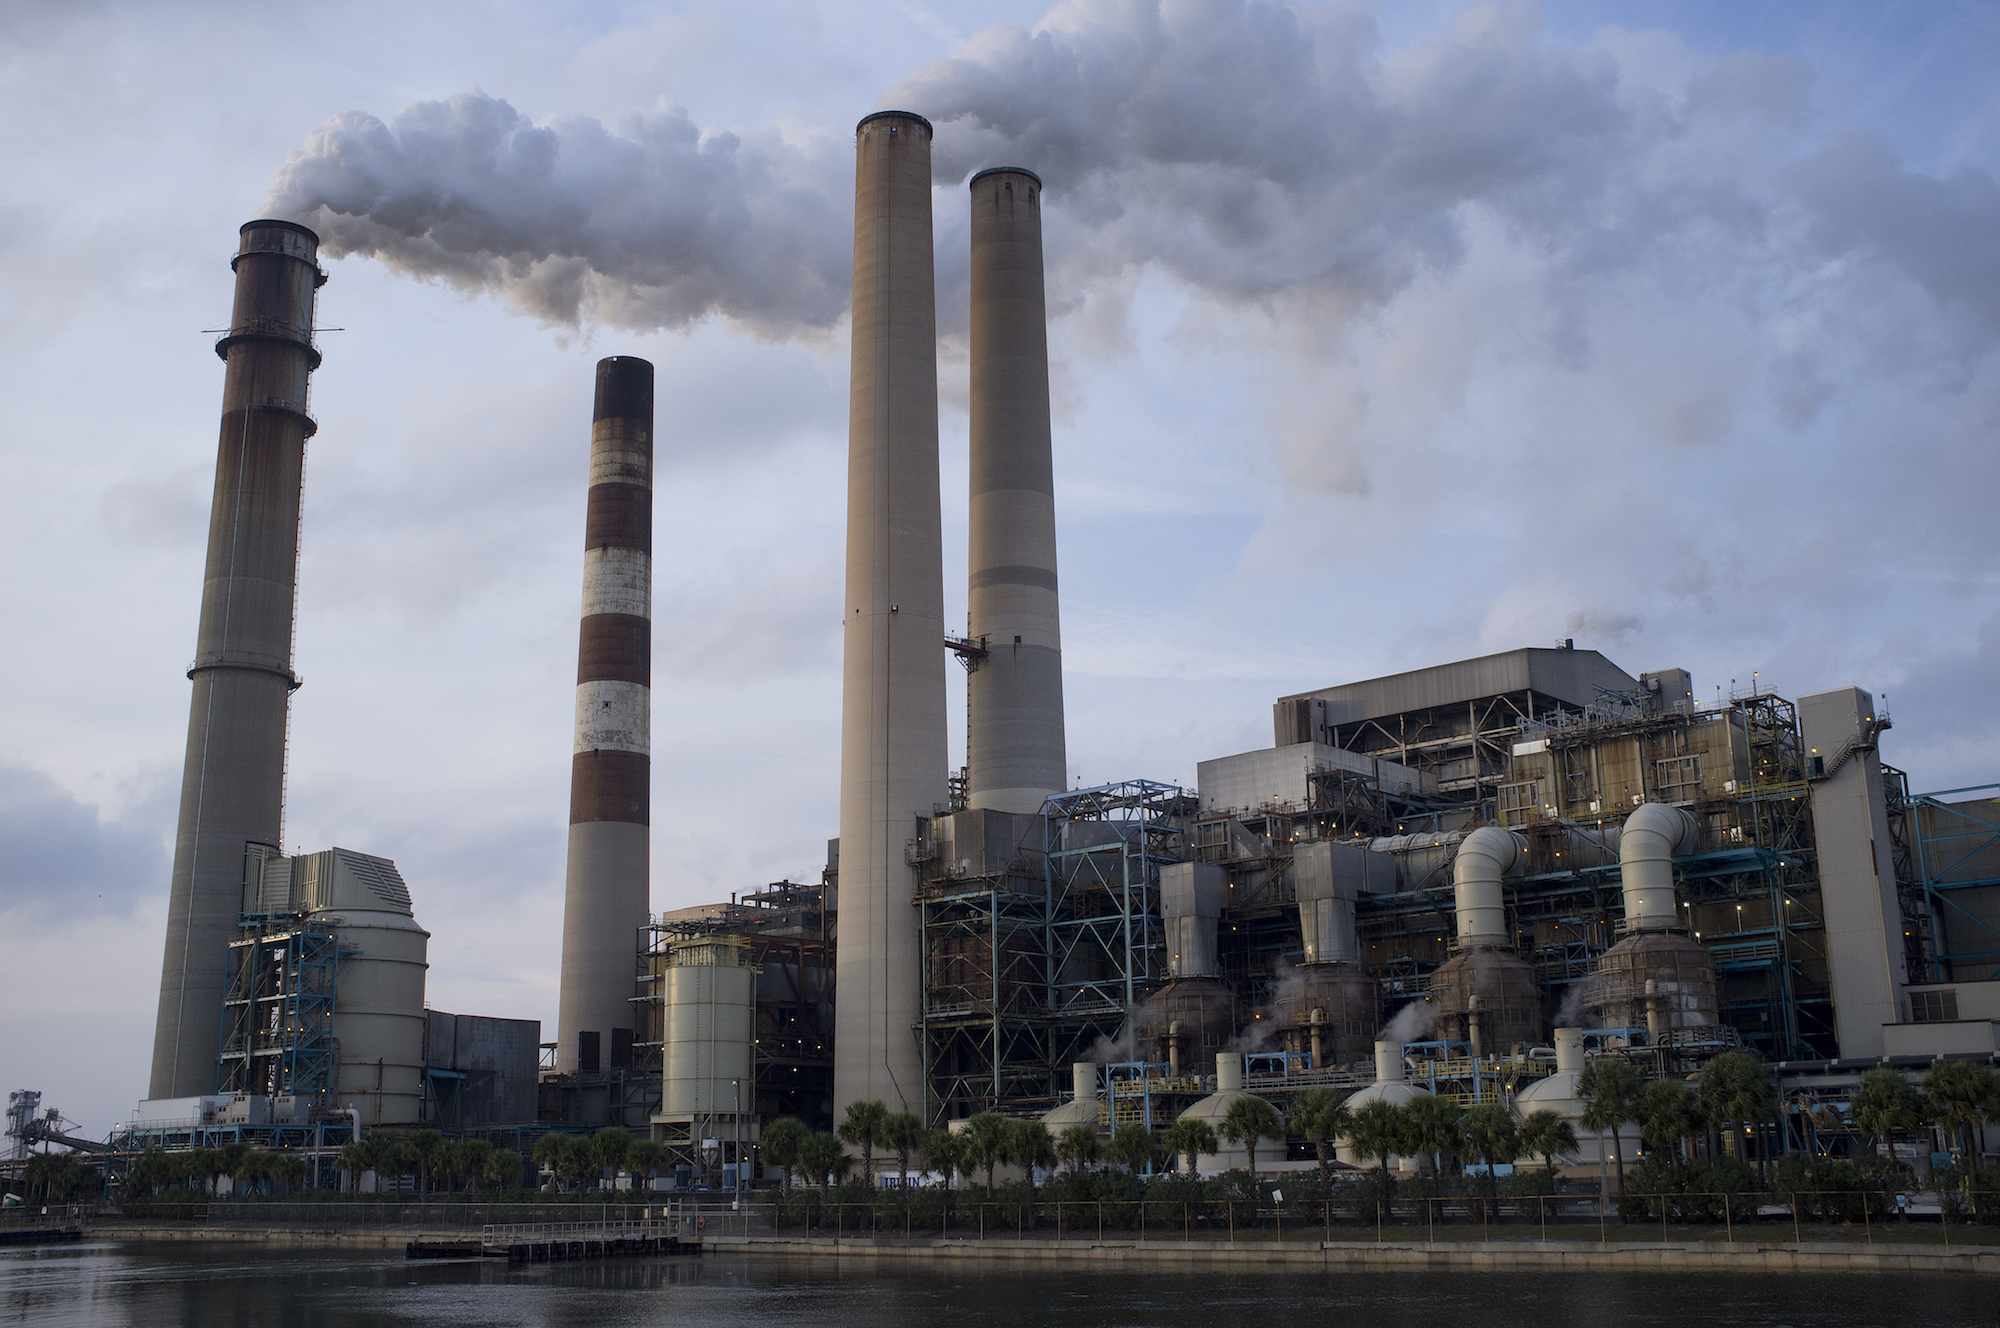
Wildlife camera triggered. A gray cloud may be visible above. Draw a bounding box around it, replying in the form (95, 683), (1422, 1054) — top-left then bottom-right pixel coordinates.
(0, 761), (169, 921)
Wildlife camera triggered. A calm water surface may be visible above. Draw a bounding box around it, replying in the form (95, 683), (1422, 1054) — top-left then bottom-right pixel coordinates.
(0, 1242), (1987, 1327)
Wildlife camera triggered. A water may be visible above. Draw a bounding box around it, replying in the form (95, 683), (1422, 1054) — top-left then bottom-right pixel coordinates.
(0, 1243), (1989, 1327)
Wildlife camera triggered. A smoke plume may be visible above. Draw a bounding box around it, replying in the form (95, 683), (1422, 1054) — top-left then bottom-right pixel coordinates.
(263, 92), (850, 335)
(1378, 999), (1434, 1043)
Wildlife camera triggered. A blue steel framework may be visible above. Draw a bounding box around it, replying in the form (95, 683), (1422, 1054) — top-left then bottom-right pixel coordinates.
(215, 918), (345, 1102)
(918, 779), (1194, 1123)
(1908, 782), (2000, 981)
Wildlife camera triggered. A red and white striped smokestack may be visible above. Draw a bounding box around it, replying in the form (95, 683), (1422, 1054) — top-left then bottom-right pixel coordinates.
(555, 356), (654, 1077)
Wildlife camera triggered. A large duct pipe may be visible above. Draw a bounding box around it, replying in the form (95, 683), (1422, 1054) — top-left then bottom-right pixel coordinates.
(1451, 826), (1526, 947)
(1619, 802), (1700, 930)
(834, 111), (947, 1118)
(1373, 1040), (1405, 1084)
(964, 167), (1065, 814)
(556, 357), (654, 1076)
(150, 220), (324, 1099)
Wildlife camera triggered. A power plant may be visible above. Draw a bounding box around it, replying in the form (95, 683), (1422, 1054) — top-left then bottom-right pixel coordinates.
(25, 109), (1995, 1205)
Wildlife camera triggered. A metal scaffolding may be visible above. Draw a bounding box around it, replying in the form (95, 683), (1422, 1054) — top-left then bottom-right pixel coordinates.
(215, 917), (344, 1102)
(918, 779), (1195, 1123)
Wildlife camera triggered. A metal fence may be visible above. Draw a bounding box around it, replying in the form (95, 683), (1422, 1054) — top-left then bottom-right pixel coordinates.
(761, 1192), (2000, 1248)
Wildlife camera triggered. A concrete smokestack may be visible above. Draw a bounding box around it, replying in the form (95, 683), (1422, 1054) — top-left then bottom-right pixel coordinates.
(965, 168), (1065, 813)
(149, 220), (324, 1098)
(835, 110), (946, 1118)
(556, 356), (654, 1076)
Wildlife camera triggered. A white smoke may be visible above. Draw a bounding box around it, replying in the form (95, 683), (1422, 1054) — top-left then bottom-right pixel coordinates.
(258, 0), (2000, 399)
(1087, 1012), (1140, 1064)
(262, 92), (850, 335)
(1552, 982), (1597, 1030)
(1378, 1000), (1434, 1043)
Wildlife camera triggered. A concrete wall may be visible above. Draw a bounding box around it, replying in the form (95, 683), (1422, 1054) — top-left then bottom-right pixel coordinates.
(1800, 687), (1904, 1059)
(1197, 743), (1435, 815)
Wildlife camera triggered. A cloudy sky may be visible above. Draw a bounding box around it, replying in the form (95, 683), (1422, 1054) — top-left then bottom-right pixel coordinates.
(4, 0), (1997, 1134)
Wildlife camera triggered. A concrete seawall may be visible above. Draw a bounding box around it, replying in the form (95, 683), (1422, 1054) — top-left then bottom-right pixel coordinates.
(704, 1233), (2000, 1276)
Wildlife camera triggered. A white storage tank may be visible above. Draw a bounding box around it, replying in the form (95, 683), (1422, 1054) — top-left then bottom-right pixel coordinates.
(286, 849), (430, 1127)
(657, 936), (760, 1154)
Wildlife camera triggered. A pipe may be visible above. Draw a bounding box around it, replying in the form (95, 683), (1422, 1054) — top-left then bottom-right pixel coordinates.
(834, 111), (947, 1119)
(1072, 1062), (1098, 1103)
(1644, 978), (1663, 1045)
(1553, 1027), (1584, 1075)
(1308, 1008), (1324, 1070)
(1217, 1052), (1244, 1094)
(964, 166), (1065, 813)
(557, 356), (655, 1076)
(1166, 1021), (1182, 1078)
(1451, 826), (1525, 947)
(1619, 802), (1700, 930)
(1373, 1040), (1404, 1085)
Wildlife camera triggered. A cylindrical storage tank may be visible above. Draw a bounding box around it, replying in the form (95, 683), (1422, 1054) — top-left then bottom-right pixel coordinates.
(297, 850), (429, 1128)
(1581, 931), (1719, 1033)
(1041, 1061), (1103, 1129)
(663, 937), (757, 1119)
(1131, 977), (1238, 1069)
(1427, 947), (1544, 1055)
(1271, 964), (1378, 1067)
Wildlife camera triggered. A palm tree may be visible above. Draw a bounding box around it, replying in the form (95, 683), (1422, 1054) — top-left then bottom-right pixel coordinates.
(1924, 1060), (2000, 1182)
(483, 1148), (522, 1194)
(1400, 1094), (1465, 1179)
(1108, 1123), (1156, 1175)
(405, 1129), (444, 1195)
(920, 1129), (969, 1188)
(591, 1127), (634, 1186)
(1161, 1118), (1218, 1178)
(1219, 1096), (1284, 1180)
(880, 1112), (926, 1191)
(1005, 1118), (1057, 1195)
(1699, 1052), (1776, 1168)
(1345, 1099), (1407, 1209)
(1056, 1124), (1102, 1178)
(451, 1138), (494, 1195)
(1516, 1109), (1579, 1182)
(1636, 1079), (1699, 1177)
(1289, 1088), (1353, 1196)
(1578, 1057), (1642, 1214)
(761, 1117), (810, 1196)
(1850, 1066), (1923, 1160)
(837, 1100), (890, 1190)
(533, 1132), (576, 1191)
(1460, 1103), (1519, 1197)
(627, 1141), (669, 1192)
(962, 1113), (1012, 1192)
(797, 1132), (850, 1193)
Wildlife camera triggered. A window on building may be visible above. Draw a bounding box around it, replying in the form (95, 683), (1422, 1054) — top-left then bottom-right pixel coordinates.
(1498, 780), (1540, 827)
(1656, 754), (1703, 805)
(1910, 989), (1959, 1023)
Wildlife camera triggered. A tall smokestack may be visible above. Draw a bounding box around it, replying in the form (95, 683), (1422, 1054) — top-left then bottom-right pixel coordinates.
(556, 356), (655, 1077)
(149, 220), (324, 1099)
(965, 169), (1066, 813)
(835, 110), (946, 1118)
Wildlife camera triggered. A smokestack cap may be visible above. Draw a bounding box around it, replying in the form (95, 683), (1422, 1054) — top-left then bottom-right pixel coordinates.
(970, 166), (1043, 190)
(594, 356), (655, 424)
(857, 109), (934, 136)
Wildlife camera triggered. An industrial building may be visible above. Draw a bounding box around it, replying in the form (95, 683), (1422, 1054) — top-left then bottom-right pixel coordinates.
(35, 107), (1989, 1198)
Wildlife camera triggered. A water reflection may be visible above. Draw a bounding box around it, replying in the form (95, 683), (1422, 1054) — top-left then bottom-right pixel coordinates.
(0, 1243), (1986, 1328)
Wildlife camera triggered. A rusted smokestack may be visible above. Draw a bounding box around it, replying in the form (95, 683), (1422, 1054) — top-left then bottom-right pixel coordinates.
(149, 220), (325, 1098)
(556, 356), (655, 1077)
